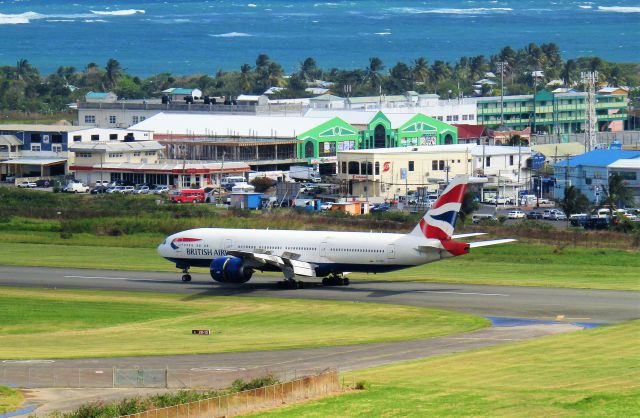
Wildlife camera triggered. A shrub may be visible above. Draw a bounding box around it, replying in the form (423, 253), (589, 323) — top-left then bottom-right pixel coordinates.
(231, 374), (279, 392)
(354, 380), (369, 390)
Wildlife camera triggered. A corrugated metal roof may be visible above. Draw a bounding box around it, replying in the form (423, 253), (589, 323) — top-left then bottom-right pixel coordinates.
(69, 141), (164, 153)
(555, 149), (640, 168)
(608, 159), (640, 169)
(2, 157), (67, 165)
(0, 135), (22, 146)
(531, 143), (586, 157)
(0, 124), (89, 132)
(130, 112), (333, 138)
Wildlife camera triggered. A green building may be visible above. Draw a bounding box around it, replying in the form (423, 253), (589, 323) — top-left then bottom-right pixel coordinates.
(476, 89), (627, 134)
(298, 111), (458, 161)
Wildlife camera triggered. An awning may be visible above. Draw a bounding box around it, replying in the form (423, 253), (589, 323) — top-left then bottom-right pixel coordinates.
(1, 157), (67, 166)
(0, 135), (22, 146)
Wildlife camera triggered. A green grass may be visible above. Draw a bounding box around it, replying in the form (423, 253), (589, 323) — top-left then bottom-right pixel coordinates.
(0, 238), (638, 290)
(0, 288), (487, 359)
(249, 320), (640, 418)
(0, 386), (24, 414)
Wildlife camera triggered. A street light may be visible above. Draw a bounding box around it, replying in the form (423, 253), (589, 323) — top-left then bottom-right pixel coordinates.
(496, 62), (508, 127)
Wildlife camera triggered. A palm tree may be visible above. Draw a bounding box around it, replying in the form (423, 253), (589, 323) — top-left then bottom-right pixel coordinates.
(267, 62), (284, 88)
(559, 186), (590, 216)
(601, 174), (635, 211)
(562, 59), (578, 86)
(15, 59), (37, 82)
(299, 57), (319, 82)
(239, 64), (253, 92)
(411, 57), (429, 85)
(365, 57), (384, 90)
(104, 58), (122, 89)
(430, 60), (451, 85)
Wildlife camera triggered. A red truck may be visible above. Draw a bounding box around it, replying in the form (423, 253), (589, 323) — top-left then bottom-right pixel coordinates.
(170, 188), (205, 203)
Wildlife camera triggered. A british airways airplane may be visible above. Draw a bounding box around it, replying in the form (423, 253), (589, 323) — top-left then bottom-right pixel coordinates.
(157, 176), (514, 288)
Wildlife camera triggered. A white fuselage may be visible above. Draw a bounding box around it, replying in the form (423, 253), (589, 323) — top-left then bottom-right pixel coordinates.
(157, 228), (449, 275)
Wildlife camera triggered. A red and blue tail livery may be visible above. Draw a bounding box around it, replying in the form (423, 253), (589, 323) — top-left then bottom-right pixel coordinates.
(412, 175), (468, 241)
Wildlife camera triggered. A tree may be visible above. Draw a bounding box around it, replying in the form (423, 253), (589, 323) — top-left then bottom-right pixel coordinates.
(601, 174), (635, 210)
(559, 186), (590, 216)
(387, 62), (412, 92)
(430, 60), (451, 85)
(299, 57), (320, 82)
(411, 57), (429, 84)
(238, 64), (253, 92)
(459, 190), (479, 223)
(15, 59), (38, 82)
(104, 58), (123, 89)
(365, 57), (384, 90)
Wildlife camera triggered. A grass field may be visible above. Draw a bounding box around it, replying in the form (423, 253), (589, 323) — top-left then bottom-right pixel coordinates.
(249, 320), (640, 417)
(0, 386), (23, 414)
(1, 235), (638, 290)
(0, 288), (488, 359)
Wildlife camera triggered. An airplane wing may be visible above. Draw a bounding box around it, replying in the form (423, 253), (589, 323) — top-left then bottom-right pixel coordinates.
(451, 233), (487, 239)
(469, 239), (517, 248)
(227, 250), (317, 277)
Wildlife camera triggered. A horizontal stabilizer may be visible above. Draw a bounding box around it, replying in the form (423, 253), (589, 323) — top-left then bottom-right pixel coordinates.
(469, 239), (517, 248)
(451, 232), (487, 239)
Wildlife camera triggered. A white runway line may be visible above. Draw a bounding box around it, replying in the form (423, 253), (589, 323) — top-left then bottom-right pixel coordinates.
(415, 290), (509, 297)
(64, 275), (142, 281)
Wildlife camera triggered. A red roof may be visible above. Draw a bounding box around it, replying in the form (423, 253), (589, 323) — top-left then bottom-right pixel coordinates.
(453, 124), (486, 139)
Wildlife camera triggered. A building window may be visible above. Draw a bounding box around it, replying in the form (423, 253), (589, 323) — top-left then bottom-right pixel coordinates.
(375, 161), (380, 175)
(108, 153), (123, 158)
(84, 115), (96, 124)
(52, 144), (62, 153)
(462, 115), (468, 121)
(439, 160), (445, 170)
(446, 115), (453, 122)
(30, 133), (41, 143)
(453, 115), (459, 121)
(109, 115), (116, 124)
(91, 135), (99, 141)
(132, 116), (139, 124)
(109, 134), (118, 141)
(76, 153), (92, 158)
(348, 161), (359, 175)
(73, 135), (81, 142)
(437, 116), (443, 121)
(133, 152), (141, 157)
(31, 144), (41, 152)
(408, 161), (415, 172)
(509, 155), (514, 166)
(144, 151), (156, 156)
(469, 115), (475, 120)
(341, 161), (347, 174)
(432, 161), (438, 171)
(140, 116), (146, 121)
(51, 134), (63, 143)
(585, 178), (592, 185)
(486, 157), (491, 167)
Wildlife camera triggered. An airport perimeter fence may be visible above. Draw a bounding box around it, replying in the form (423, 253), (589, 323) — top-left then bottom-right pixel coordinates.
(0, 365), (328, 389)
(119, 370), (340, 418)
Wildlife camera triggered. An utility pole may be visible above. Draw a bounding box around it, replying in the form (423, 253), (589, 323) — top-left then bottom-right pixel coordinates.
(496, 61), (508, 127)
(581, 71), (598, 151)
(343, 84), (352, 110)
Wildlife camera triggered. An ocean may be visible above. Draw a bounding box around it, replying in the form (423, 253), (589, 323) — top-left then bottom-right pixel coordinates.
(0, 0), (638, 76)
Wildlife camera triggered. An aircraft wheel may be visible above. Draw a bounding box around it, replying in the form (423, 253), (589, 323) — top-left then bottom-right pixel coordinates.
(342, 277), (349, 286)
(322, 278), (329, 286)
(297, 280), (304, 289)
(181, 274), (192, 282)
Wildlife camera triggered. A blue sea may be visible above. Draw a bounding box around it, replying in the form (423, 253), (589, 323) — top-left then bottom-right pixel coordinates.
(0, 0), (638, 76)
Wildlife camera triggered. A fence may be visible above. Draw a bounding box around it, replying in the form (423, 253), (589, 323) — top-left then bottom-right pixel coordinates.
(0, 366), (327, 389)
(532, 131), (640, 147)
(119, 370), (340, 418)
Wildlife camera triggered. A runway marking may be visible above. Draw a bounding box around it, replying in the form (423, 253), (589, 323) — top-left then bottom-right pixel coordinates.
(190, 367), (247, 372)
(415, 290), (508, 297)
(64, 275), (144, 281)
(2, 360), (55, 364)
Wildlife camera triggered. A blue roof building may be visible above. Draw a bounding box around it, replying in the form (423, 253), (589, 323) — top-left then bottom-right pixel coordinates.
(553, 149), (640, 205)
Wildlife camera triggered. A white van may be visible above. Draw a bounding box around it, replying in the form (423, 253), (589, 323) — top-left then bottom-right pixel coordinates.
(221, 176), (246, 190)
(593, 208), (611, 219)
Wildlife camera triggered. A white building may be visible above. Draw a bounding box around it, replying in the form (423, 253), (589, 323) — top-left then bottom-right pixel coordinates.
(337, 144), (530, 200)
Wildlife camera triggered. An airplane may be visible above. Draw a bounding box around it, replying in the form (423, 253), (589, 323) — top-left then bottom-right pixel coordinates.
(157, 175), (515, 288)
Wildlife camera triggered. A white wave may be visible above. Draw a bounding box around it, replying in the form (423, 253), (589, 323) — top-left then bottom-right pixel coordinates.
(375, 32), (391, 36)
(391, 7), (512, 15)
(0, 11), (42, 24)
(598, 6), (640, 13)
(210, 31), (252, 37)
(46, 19), (75, 22)
(90, 9), (145, 16)
(83, 19), (107, 23)
(579, 5), (592, 9)
(247, 3), (257, 7)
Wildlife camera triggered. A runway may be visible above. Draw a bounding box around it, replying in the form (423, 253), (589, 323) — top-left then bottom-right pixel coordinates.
(0, 265), (637, 323)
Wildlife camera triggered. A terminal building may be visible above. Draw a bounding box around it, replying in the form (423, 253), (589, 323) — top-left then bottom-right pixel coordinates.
(337, 144), (531, 201)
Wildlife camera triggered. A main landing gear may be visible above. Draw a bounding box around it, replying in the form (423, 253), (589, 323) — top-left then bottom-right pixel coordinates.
(277, 267), (304, 289)
(322, 274), (349, 287)
(181, 267), (192, 282)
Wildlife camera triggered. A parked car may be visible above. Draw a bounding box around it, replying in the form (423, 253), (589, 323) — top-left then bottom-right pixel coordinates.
(153, 185), (170, 194)
(569, 214), (589, 227)
(133, 185), (151, 194)
(170, 188), (205, 203)
(107, 186), (126, 194)
(584, 217), (611, 230)
(320, 202), (333, 211)
(17, 181), (37, 188)
(507, 210), (525, 219)
(95, 180), (110, 187)
(371, 203), (391, 213)
(5, 174), (16, 183)
(63, 182), (90, 193)
(526, 210), (544, 220)
(90, 186), (109, 194)
(472, 213), (497, 224)
(549, 210), (567, 221)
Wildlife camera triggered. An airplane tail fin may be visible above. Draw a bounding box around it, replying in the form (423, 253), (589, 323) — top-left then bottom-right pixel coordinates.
(411, 175), (469, 240)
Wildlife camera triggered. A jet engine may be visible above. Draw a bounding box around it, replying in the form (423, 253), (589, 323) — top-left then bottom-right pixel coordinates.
(210, 256), (253, 283)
